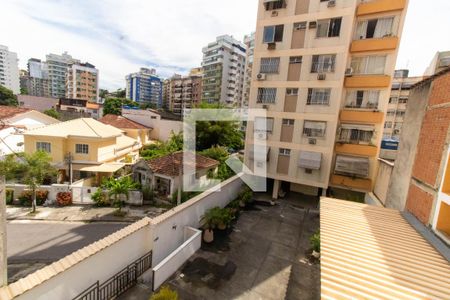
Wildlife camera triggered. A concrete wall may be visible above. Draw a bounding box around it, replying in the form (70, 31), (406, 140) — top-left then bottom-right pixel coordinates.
(152, 226), (201, 290)
(373, 159), (394, 206)
(385, 82), (431, 210)
(150, 174), (243, 265)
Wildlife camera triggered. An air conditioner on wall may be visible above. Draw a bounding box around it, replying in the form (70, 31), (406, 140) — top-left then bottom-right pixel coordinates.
(317, 73), (326, 80)
(262, 105), (269, 109)
(309, 138), (317, 145)
(256, 132), (268, 140)
(272, 11), (278, 17)
(257, 73), (267, 81)
(267, 42), (276, 50)
(309, 21), (317, 29)
(328, 0), (336, 7)
(345, 68), (353, 77)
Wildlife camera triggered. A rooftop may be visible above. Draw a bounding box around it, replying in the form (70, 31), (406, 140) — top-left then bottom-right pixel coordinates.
(0, 106), (31, 120)
(23, 118), (124, 139)
(145, 152), (219, 177)
(321, 198), (450, 299)
(99, 114), (150, 130)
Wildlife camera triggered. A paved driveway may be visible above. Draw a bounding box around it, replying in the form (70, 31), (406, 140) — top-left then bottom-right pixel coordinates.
(7, 221), (127, 283)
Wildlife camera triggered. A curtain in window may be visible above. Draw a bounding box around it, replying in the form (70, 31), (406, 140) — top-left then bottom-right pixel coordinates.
(367, 56), (386, 74)
(374, 17), (394, 38)
(317, 20), (329, 38)
(354, 21), (368, 40)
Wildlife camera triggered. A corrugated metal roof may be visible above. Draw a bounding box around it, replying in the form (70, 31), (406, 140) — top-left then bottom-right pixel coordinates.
(321, 198), (450, 300)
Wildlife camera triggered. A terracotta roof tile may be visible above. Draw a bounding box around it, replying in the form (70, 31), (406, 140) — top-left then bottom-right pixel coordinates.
(145, 151), (219, 177)
(0, 106), (30, 120)
(99, 114), (150, 130)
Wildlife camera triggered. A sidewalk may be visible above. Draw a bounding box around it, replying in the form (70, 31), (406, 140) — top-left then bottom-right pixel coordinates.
(6, 205), (169, 223)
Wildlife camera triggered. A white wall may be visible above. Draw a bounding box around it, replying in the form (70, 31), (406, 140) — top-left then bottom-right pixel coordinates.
(150, 174), (243, 265)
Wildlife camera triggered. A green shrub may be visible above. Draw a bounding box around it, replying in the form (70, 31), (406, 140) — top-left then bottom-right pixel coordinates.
(18, 190), (48, 206)
(6, 189), (14, 205)
(238, 186), (253, 205)
(171, 190), (200, 205)
(310, 231), (320, 252)
(150, 285), (178, 300)
(91, 189), (110, 207)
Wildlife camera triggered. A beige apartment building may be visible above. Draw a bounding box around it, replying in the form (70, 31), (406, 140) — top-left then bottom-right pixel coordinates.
(66, 62), (99, 102)
(245, 0), (408, 198)
(383, 69), (423, 139)
(163, 70), (203, 115)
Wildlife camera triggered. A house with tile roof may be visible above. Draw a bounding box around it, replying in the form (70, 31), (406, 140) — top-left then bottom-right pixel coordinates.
(99, 114), (153, 146)
(0, 105), (60, 156)
(132, 151), (219, 197)
(23, 118), (142, 185)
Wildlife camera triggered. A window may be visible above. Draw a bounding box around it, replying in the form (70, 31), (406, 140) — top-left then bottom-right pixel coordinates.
(317, 18), (342, 38)
(391, 82), (401, 90)
(354, 17), (394, 40)
(36, 142), (51, 153)
(263, 25), (284, 43)
(398, 97), (408, 104)
(289, 56), (302, 64)
(286, 88), (299, 96)
(282, 119), (295, 126)
(339, 125), (374, 145)
(279, 148), (291, 156)
(75, 144), (89, 154)
(350, 56), (386, 75)
(307, 88), (331, 106)
(303, 121), (326, 137)
(254, 117), (274, 133)
(396, 110), (406, 117)
(389, 97), (398, 104)
(334, 155), (370, 178)
(387, 110), (395, 117)
(345, 90), (380, 109)
(257, 88), (277, 104)
(311, 54), (336, 73)
(264, 0), (286, 10)
(384, 122), (393, 129)
(260, 57), (280, 74)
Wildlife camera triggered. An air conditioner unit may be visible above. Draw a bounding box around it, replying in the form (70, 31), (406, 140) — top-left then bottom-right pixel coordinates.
(327, 0), (336, 7)
(309, 21), (317, 29)
(257, 73), (267, 81)
(345, 68), (353, 77)
(309, 138), (317, 145)
(256, 132), (268, 140)
(317, 73), (326, 80)
(267, 42), (276, 50)
(305, 168), (313, 174)
(271, 11), (278, 17)
(262, 105), (269, 109)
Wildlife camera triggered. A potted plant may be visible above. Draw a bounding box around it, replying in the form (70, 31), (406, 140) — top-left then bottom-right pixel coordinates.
(200, 207), (221, 243)
(217, 208), (234, 230)
(238, 187), (253, 207)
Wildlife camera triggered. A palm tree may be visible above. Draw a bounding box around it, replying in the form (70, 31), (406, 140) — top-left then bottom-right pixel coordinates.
(102, 176), (139, 212)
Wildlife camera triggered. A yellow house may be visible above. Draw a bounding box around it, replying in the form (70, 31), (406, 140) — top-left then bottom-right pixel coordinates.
(99, 114), (153, 146)
(23, 118), (142, 185)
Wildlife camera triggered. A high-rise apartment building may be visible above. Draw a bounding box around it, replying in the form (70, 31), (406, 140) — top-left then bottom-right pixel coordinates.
(383, 69), (423, 139)
(126, 68), (163, 108)
(242, 33), (256, 109)
(245, 0), (408, 198)
(425, 51), (450, 76)
(65, 62), (99, 102)
(201, 35), (246, 107)
(0, 45), (20, 94)
(21, 58), (51, 97)
(46, 52), (79, 99)
(163, 71), (203, 115)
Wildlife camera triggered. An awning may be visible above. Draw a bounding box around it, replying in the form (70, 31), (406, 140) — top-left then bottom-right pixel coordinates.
(72, 163), (125, 173)
(321, 198), (450, 299)
(340, 124), (375, 131)
(298, 151), (322, 170)
(335, 155), (369, 178)
(263, 0), (282, 3)
(249, 146), (270, 162)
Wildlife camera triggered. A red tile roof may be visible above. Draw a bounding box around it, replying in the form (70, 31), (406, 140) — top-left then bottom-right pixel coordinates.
(145, 152), (219, 177)
(0, 106), (30, 120)
(99, 114), (150, 130)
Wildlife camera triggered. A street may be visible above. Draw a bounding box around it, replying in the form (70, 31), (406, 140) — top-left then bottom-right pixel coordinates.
(6, 221), (127, 283)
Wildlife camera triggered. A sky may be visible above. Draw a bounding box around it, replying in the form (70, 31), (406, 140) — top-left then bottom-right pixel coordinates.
(1, 0), (449, 90)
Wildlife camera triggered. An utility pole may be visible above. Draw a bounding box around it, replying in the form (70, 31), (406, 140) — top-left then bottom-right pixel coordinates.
(0, 176), (7, 287)
(65, 152), (73, 184)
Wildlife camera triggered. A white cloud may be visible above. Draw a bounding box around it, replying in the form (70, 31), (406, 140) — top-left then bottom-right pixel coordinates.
(1, 0), (449, 89)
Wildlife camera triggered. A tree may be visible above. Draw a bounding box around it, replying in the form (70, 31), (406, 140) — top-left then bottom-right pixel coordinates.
(20, 87), (28, 95)
(43, 108), (60, 120)
(140, 132), (183, 160)
(114, 88), (126, 98)
(103, 98), (139, 116)
(0, 151), (56, 212)
(0, 85), (18, 106)
(101, 176), (139, 212)
(99, 89), (109, 99)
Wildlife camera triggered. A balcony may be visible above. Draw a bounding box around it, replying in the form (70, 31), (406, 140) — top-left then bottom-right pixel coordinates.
(357, 0), (406, 16)
(345, 75), (391, 88)
(350, 37), (399, 53)
(340, 110), (384, 124)
(330, 174), (372, 191)
(335, 143), (378, 157)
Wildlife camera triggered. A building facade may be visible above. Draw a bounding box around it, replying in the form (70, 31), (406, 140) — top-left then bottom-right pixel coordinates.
(201, 35), (246, 107)
(46, 52), (80, 99)
(242, 32), (256, 109)
(163, 72), (203, 115)
(21, 58), (51, 97)
(65, 62), (99, 102)
(126, 68), (163, 108)
(0, 45), (20, 94)
(245, 0), (408, 198)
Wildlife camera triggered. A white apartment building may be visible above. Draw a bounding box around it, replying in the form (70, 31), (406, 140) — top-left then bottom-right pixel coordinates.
(66, 62), (99, 102)
(46, 52), (79, 98)
(201, 35), (246, 107)
(242, 33), (256, 109)
(0, 45), (20, 94)
(245, 0), (408, 198)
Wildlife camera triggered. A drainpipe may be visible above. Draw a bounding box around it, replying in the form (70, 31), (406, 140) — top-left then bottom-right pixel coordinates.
(0, 176), (7, 287)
